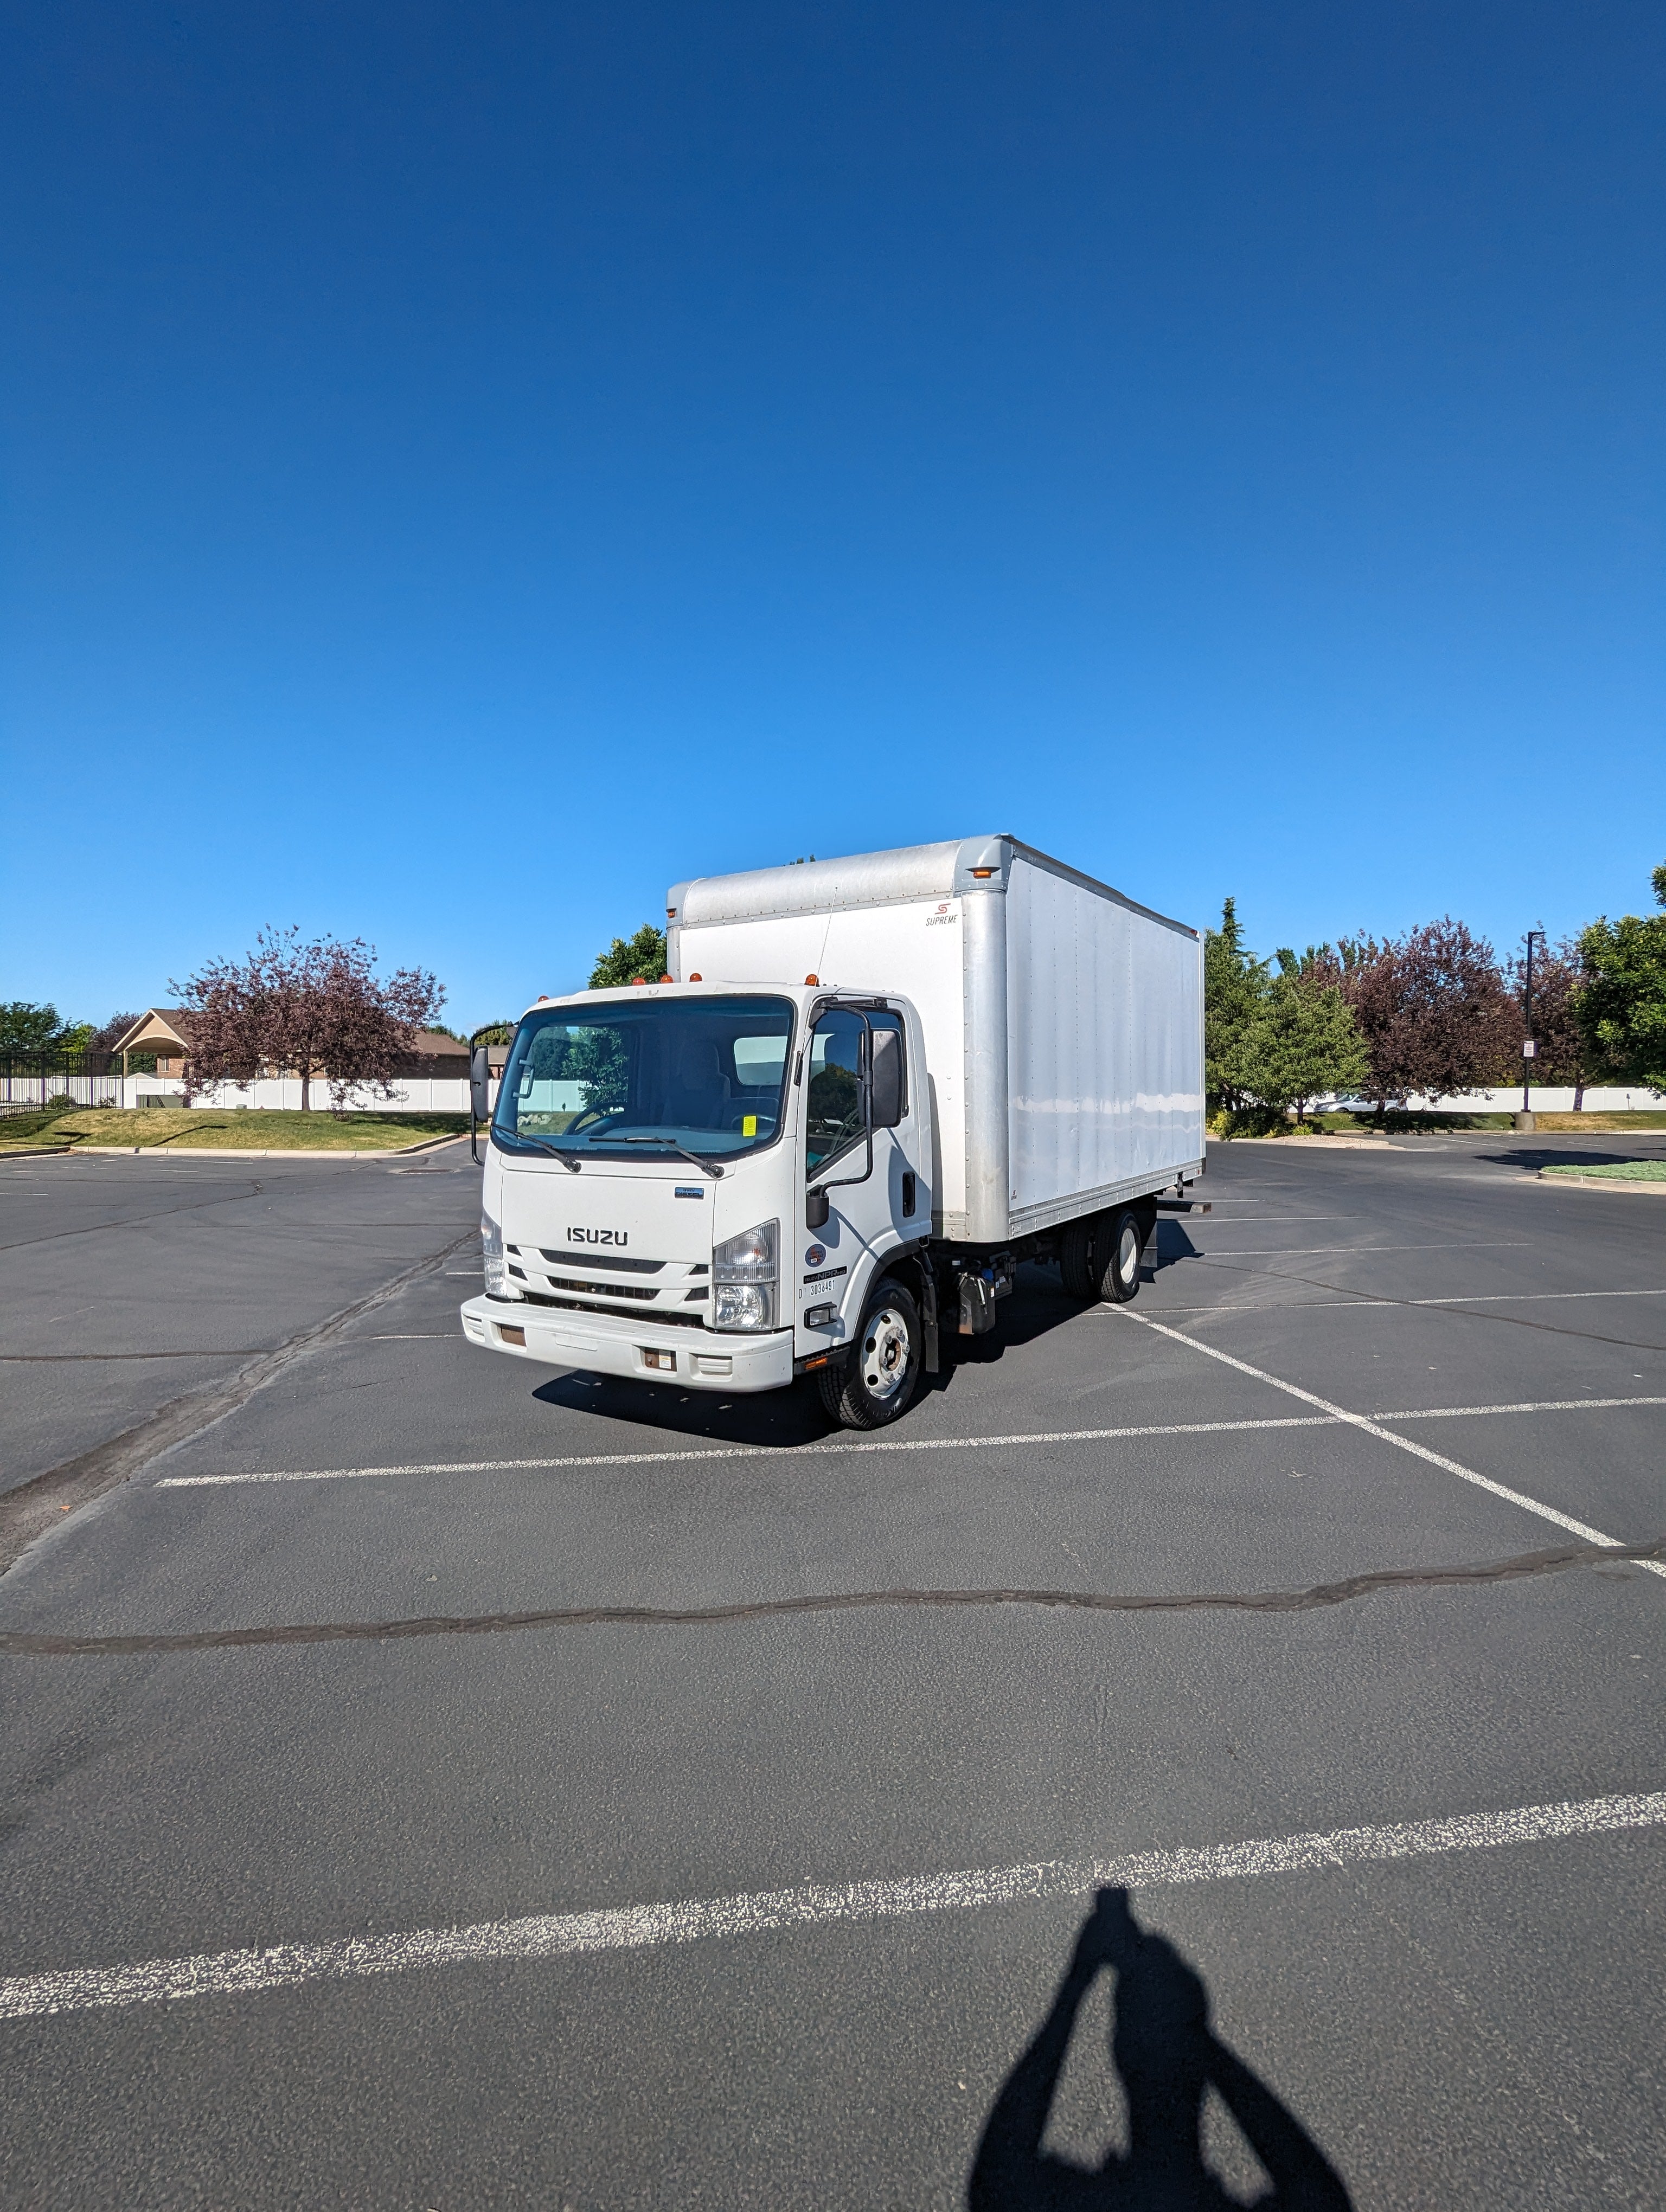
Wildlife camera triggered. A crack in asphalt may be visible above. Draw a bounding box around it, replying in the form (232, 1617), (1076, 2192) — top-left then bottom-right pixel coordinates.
(0, 1178), (268, 1253)
(0, 1351), (272, 1362)
(5, 1535), (1660, 1655)
(0, 1228), (477, 1576)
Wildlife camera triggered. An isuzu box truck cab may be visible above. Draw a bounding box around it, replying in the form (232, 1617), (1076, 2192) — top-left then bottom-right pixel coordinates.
(459, 835), (1204, 1429)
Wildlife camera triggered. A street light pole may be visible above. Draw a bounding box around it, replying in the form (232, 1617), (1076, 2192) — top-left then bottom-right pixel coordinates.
(1521, 929), (1544, 1116)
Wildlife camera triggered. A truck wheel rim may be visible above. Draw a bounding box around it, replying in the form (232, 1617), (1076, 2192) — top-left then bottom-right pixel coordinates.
(863, 1308), (911, 1400)
(1118, 1219), (1139, 1279)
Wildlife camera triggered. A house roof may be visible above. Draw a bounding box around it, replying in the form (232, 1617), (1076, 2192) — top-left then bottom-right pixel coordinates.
(109, 1011), (469, 1060)
(110, 1008), (194, 1053)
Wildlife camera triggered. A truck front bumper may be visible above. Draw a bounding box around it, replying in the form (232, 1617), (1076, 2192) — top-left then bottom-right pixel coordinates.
(458, 1294), (796, 1393)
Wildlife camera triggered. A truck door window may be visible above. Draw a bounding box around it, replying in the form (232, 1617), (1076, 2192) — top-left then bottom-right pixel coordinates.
(806, 1008), (866, 1175)
(867, 1009), (906, 1126)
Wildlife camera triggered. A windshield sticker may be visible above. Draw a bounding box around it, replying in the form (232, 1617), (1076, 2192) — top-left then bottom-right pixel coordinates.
(742, 1115), (757, 1136)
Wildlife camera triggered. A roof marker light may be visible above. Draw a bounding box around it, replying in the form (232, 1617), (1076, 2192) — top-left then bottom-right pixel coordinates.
(971, 867), (996, 878)
(689, 972), (703, 981)
(804, 973), (819, 985)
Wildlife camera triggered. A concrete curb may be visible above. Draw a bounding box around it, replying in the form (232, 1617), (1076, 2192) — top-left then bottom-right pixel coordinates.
(1536, 1172), (1666, 1195)
(50, 1133), (468, 1161)
(1213, 1137), (1400, 1151)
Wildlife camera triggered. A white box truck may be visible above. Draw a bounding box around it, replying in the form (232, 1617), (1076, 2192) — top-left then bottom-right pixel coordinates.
(460, 835), (1204, 1429)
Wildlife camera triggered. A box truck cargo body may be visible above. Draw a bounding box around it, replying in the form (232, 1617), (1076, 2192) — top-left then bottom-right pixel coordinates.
(460, 835), (1204, 1429)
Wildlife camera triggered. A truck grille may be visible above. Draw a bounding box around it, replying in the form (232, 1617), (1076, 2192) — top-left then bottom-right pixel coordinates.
(519, 1289), (707, 1328)
(533, 1248), (665, 1275)
(505, 1244), (710, 1320)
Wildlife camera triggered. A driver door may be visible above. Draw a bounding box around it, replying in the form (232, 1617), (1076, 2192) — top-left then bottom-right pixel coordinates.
(798, 1006), (919, 1345)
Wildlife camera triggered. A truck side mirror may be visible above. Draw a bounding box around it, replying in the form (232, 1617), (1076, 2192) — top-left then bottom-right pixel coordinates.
(469, 1045), (491, 1124)
(805, 1187), (830, 1230)
(869, 1027), (904, 1129)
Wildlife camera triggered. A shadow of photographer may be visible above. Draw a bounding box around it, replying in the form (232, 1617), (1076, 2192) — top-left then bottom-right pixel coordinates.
(969, 1888), (1353, 2211)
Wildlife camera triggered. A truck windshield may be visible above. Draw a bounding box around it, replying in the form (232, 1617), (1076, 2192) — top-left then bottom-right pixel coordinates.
(494, 996), (795, 1162)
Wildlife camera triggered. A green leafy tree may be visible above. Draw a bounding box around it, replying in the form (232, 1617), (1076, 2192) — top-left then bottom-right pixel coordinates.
(570, 1026), (629, 1115)
(1578, 863), (1666, 1096)
(1236, 971), (1372, 1124)
(1203, 898), (1270, 1113)
(518, 1018), (628, 1120)
(0, 1001), (82, 1054)
(590, 925), (669, 989)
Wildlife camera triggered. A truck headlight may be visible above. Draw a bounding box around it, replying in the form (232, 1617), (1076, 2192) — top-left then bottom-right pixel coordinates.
(481, 1212), (520, 1299)
(713, 1219), (778, 1332)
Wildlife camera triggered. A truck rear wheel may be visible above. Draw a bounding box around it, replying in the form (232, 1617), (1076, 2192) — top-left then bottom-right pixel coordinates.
(1095, 1206), (1144, 1303)
(820, 1278), (922, 1429)
(1058, 1216), (1099, 1300)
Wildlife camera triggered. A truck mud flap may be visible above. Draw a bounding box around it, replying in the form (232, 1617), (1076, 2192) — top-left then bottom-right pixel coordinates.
(920, 1263), (940, 1373)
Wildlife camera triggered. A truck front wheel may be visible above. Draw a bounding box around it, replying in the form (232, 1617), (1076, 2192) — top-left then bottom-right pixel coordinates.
(1095, 1206), (1144, 1303)
(820, 1278), (922, 1429)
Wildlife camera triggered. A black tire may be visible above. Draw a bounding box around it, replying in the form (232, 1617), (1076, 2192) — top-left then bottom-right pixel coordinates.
(1094, 1205), (1144, 1304)
(1058, 1214), (1099, 1300)
(819, 1277), (922, 1429)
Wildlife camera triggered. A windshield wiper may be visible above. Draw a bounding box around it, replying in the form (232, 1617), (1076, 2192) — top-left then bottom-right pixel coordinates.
(612, 1134), (727, 1179)
(505, 1128), (583, 1173)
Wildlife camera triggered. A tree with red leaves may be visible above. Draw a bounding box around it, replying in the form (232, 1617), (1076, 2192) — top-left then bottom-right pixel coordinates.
(1332, 919), (1515, 1113)
(174, 929), (444, 1110)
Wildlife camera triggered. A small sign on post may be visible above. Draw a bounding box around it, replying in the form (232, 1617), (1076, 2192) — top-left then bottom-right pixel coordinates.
(1522, 1039), (1536, 1059)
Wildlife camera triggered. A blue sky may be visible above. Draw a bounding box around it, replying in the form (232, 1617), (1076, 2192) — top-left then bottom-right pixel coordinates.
(4, 2), (1662, 1031)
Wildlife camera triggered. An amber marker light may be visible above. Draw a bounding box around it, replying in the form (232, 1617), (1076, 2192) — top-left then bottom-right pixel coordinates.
(804, 972), (819, 985)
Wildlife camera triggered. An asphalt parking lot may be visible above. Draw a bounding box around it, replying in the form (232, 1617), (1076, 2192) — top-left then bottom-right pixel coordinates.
(2, 1131), (1664, 2209)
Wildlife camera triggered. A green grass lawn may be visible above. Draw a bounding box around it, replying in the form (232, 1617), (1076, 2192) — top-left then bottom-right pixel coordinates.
(0, 1108), (470, 1153)
(1541, 1159), (1666, 1182)
(0, 1104), (85, 1147)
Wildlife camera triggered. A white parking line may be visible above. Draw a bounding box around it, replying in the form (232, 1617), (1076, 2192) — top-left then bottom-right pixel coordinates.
(1144, 1288), (1666, 1313)
(157, 1417), (1341, 1487)
(1382, 1397), (1666, 1421)
(3, 1787), (1659, 2021)
(153, 1395), (1666, 1489)
(1114, 1313), (1666, 1579)
(1184, 1242), (1526, 1257)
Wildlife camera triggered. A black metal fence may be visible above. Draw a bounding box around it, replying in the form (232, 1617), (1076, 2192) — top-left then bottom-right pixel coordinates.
(1, 1050), (148, 1112)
